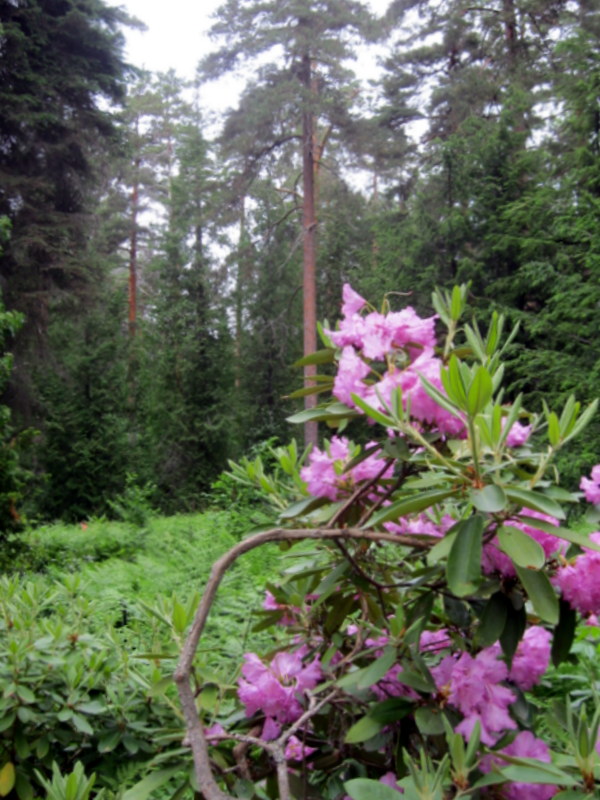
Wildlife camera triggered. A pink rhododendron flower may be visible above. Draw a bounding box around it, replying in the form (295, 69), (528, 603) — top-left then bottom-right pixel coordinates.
(482, 510), (565, 578)
(238, 647), (322, 736)
(580, 465), (600, 504)
(386, 306), (437, 356)
(341, 283), (366, 317)
(433, 647), (516, 745)
(333, 346), (371, 407)
(490, 626), (551, 691)
(482, 731), (557, 799)
(300, 436), (393, 501)
(284, 735), (317, 761)
(554, 532), (600, 615)
(420, 628), (452, 653)
(379, 772), (404, 794)
(385, 512), (455, 538)
(204, 722), (225, 741)
(263, 590), (300, 626)
(504, 420), (533, 448)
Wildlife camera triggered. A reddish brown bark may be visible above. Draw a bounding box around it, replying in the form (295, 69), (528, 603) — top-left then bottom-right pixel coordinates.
(128, 156), (140, 339)
(301, 54), (318, 449)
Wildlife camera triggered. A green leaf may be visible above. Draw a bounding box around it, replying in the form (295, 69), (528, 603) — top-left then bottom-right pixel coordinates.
(0, 763), (15, 798)
(500, 763), (578, 787)
(415, 707), (445, 735)
(547, 412), (561, 447)
(470, 484), (507, 513)
(517, 515), (600, 552)
(344, 778), (403, 800)
(345, 715), (384, 744)
(350, 393), (393, 427)
(293, 349), (334, 368)
(426, 528), (458, 564)
(279, 495), (328, 520)
(500, 601), (526, 664)
(420, 373), (463, 418)
(356, 646), (397, 690)
(444, 355), (468, 408)
(446, 516), (483, 597)
(515, 565), (559, 624)
(72, 714), (94, 736)
(122, 769), (183, 800)
(14, 685), (35, 704)
(98, 730), (121, 753)
(368, 488), (457, 527)
(505, 488), (566, 520)
(368, 697), (415, 724)
(497, 525), (545, 569)
(474, 592), (509, 648)
(552, 600), (577, 667)
(286, 382), (333, 399)
(324, 594), (356, 637)
(450, 285), (463, 321)
(467, 366), (493, 415)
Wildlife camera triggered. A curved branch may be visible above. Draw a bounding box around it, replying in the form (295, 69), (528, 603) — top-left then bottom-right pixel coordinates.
(174, 525), (431, 800)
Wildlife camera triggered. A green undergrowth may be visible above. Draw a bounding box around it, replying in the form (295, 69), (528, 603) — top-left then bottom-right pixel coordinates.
(17, 510), (282, 669)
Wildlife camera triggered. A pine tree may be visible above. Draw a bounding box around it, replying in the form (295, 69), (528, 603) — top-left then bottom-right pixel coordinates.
(200, 0), (377, 446)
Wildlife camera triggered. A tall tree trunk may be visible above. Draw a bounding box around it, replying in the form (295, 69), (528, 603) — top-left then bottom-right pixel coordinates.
(128, 155), (140, 340)
(301, 53), (318, 449)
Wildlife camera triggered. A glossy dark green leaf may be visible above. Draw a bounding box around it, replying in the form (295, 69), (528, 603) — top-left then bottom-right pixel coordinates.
(505, 488), (566, 520)
(467, 365), (493, 415)
(344, 715), (384, 744)
(517, 515), (600, 552)
(325, 594), (356, 637)
(515, 565), (559, 624)
(368, 697), (415, 724)
(280, 495), (328, 520)
(500, 762), (577, 786)
(500, 601), (526, 664)
(446, 516), (483, 597)
(497, 525), (545, 569)
(368, 488), (457, 527)
(552, 600), (577, 667)
(470, 484), (507, 513)
(474, 592), (509, 648)
(356, 646), (397, 690)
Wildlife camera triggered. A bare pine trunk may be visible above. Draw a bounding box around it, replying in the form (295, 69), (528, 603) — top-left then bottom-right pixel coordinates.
(301, 53), (318, 449)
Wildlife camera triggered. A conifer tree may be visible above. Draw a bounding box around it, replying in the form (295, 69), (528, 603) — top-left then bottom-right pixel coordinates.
(199, 0), (377, 446)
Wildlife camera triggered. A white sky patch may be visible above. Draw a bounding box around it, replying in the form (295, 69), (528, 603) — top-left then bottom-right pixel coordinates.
(119, 0), (392, 118)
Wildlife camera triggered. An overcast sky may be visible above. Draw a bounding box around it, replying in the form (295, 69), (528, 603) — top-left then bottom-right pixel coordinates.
(118, 0), (390, 116)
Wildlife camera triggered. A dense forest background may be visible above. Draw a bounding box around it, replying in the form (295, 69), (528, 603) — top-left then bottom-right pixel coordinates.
(1, 0), (599, 525)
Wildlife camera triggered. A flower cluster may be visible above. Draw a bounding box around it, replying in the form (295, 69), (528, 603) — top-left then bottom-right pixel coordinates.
(432, 627), (551, 746)
(300, 436), (393, 501)
(238, 647), (322, 739)
(433, 648), (517, 745)
(327, 284), (464, 436)
(580, 464), (600, 505)
(554, 531), (600, 615)
(482, 732), (556, 800)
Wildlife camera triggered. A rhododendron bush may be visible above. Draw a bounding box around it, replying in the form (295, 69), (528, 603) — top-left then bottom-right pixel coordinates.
(174, 285), (600, 800)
